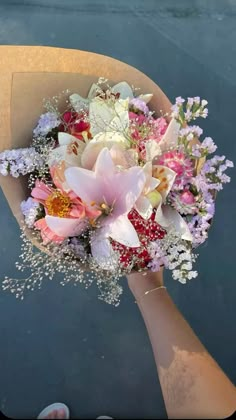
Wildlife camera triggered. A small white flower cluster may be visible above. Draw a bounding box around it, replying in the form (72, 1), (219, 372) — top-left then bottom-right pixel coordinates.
(20, 197), (41, 228)
(0, 147), (43, 177)
(148, 231), (198, 283)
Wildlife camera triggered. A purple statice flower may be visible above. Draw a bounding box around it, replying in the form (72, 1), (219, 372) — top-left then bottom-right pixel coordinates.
(148, 240), (169, 272)
(33, 112), (61, 137)
(0, 161), (9, 176)
(21, 197), (40, 228)
(176, 96), (185, 105)
(225, 159), (234, 168)
(0, 147), (44, 177)
(188, 214), (212, 247)
(172, 96), (209, 126)
(130, 97), (149, 114)
(201, 108), (208, 118)
(200, 155), (233, 189)
(191, 144), (202, 158)
(201, 137), (217, 154)
(171, 103), (180, 119)
(179, 125), (203, 139)
(187, 97), (194, 107)
(184, 109), (192, 122)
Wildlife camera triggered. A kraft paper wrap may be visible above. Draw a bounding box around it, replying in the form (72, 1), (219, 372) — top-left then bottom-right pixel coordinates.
(0, 46), (171, 243)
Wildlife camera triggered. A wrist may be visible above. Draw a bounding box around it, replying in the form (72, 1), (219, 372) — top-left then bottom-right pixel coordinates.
(127, 270), (164, 298)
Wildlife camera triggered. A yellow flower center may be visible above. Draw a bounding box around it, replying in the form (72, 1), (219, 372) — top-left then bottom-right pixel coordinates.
(90, 200), (113, 216)
(45, 191), (71, 217)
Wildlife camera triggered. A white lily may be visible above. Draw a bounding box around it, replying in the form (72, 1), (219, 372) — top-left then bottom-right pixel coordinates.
(89, 96), (130, 137)
(134, 162), (160, 220)
(70, 81), (153, 112)
(48, 132), (86, 168)
(81, 131), (130, 170)
(152, 165), (192, 241)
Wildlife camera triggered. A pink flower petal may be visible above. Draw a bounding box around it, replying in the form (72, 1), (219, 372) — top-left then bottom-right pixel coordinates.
(65, 167), (104, 205)
(69, 205), (86, 218)
(31, 180), (52, 201)
(110, 167), (146, 216)
(34, 218), (64, 245)
(94, 147), (115, 177)
(45, 216), (88, 237)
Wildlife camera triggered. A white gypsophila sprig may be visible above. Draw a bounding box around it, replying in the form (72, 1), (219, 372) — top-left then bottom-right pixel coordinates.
(43, 90), (71, 114)
(199, 155), (233, 192)
(2, 227), (127, 306)
(0, 147), (44, 177)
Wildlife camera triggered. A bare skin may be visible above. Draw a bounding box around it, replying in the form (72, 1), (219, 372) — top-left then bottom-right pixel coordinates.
(40, 270), (236, 419)
(127, 269), (236, 419)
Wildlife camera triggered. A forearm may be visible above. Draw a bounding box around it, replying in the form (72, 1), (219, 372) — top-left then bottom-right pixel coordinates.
(128, 272), (236, 419)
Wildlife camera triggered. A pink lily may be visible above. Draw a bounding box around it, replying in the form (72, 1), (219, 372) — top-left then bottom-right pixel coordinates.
(64, 148), (146, 263)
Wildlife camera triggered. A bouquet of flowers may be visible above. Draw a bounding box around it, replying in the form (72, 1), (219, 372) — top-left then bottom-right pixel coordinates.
(0, 79), (233, 304)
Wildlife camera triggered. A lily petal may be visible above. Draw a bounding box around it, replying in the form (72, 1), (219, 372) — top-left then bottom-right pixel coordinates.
(89, 97), (129, 136)
(109, 167), (146, 216)
(108, 215), (140, 247)
(110, 144), (138, 169)
(111, 81), (134, 99)
(145, 140), (162, 162)
(94, 146), (115, 177)
(157, 118), (180, 154)
(65, 167), (103, 205)
(135, 196), (153, 220)
(69, 93), (89, 112)
(155, 205), (192, 241)
(81, 131), (127, 170)
(142, 162), (160, 194)
(138, 93), (153, 104)
(45, 215), (88, 237)
(153, 165), (176, 201)
(58, 132), (78, 146)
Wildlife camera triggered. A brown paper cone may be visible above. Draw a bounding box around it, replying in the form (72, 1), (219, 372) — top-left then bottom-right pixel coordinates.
(0, 45), (171, 251)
